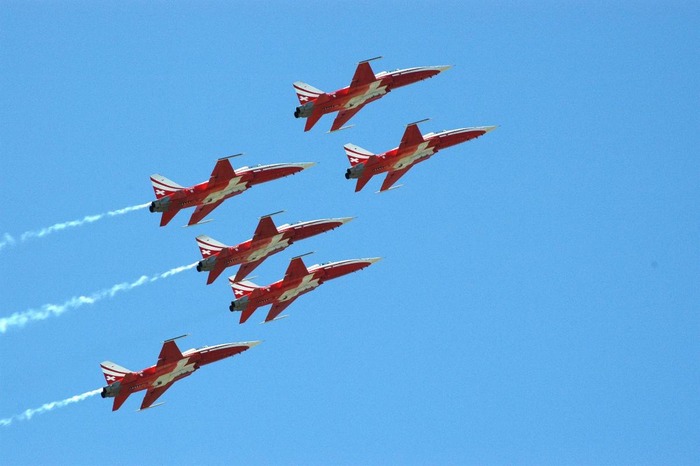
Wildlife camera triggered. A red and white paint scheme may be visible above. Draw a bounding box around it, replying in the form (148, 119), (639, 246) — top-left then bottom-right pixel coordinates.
(100, 335), (260, 411)
(229, 254), (381, 324)
(293, 57), (451, 132)
(195, 213), (354, 285)
(344, 120), (497, 192)
(149, 155), (315, 227)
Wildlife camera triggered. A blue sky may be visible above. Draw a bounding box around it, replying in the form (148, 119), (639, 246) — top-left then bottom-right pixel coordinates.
(1, 2), (698, 464)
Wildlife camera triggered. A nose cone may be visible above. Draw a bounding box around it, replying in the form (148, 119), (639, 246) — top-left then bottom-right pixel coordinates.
(338, 216), (355, 225)
(366, 257), (382, 265)
(482, 125), (498, 133)
(298, 162), (316, 170)
(244, 340), (263, 349)
(436, 65), (453, 73)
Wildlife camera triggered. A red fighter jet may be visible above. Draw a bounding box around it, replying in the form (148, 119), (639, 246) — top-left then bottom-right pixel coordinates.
(229, 253), (381, 324)
(149, 155), (315, 227)
(195, 212), (354, 285)
(344, 119), (497, 192)
(293, 57), (451, 132)
(100, 335), (260, 411)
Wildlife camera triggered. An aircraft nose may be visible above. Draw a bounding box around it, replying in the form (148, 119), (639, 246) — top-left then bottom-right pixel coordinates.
(436, 65), (453, 72)
(338, 217), (355, 225)
(482, 125), (498, 133)
(244, 340), (263, 349)
(298, 162), (316, 170)
(366, 257), (382, 265)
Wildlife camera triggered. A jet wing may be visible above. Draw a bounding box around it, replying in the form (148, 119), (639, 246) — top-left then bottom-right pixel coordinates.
(157, 340), (184, 367)
(208, 158), (236, 185)
(264, 298), (297, 323)
(251, 216), (279, 243)
(330, 106), (365, 132)
(140, 382), (175, 410)
(380, 166), (413, 192)
(233, 258), (265, 283)
(283, 257), (310, 282)
(349, 61), (376, 89)
(397, 123), (425, 154)
(188, 199), (225, 226)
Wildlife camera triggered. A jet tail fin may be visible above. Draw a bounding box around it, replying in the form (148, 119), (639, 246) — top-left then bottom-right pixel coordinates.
(196, 235), (227, 259)
(150, 175), (183, 200)
(344, 144), (373, 166)
(293, 81), (324, 105)
(100, 361), (131, 385)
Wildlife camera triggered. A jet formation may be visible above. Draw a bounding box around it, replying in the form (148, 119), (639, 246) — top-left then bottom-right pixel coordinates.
(99, 57), (495, 412)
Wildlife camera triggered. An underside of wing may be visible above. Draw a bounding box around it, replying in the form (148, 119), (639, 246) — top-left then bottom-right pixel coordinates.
(349, 61), (376, 89)
(140, 383), (174, 410)
(188, 199), (225, 226)
(209, 158), (236, 184)
(251, 216), (279, 242)
(330, 106), (365, 132)
(380, 166), (413, 192)
(264, 299), (296, 323)
(233, 258), (265, 283)
(398, 124), (425, 152)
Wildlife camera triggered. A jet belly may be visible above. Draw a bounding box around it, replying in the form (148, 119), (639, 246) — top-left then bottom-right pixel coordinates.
(248, 234), (290, 261)
(345, 81), (388, 109)
(204, 177), (247, 204)
(393, 142), (434, 170)
(279, 276), (320, 302)
(153, 359), (196, 387)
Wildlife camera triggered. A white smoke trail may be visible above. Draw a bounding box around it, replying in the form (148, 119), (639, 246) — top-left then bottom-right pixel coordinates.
(16, 202), (151, 242)
(0, 233), (16, 252)
(0, 388), (102, 427)
(0, 262), (197, 334)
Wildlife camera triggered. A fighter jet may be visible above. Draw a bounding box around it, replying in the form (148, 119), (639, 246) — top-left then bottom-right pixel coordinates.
(229, 253), (381, 324)
(100, 336), (260, 411)
(293, 57), (451, 132)
(195, 212), (354, 285)
(149, 155), (315, 227)
(344, 119), (497, 192)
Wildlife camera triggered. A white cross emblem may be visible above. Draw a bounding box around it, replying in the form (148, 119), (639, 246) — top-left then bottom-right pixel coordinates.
(106, 375), (116, 381)
(350, 157), (359, 164)
(234, 289), (244, 296)
(202, 249), (211, 256)
(156, 189), (165, 196)
(299, 96), (308, 102)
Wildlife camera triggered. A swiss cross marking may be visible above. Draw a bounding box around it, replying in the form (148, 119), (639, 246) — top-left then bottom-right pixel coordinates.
(156, 189), (165, 196)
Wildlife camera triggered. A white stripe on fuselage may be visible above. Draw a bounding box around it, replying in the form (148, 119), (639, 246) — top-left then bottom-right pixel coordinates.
(279, 275), (320, 302)
(345, 81), (388, 109)
(204, 177), (247, 204)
